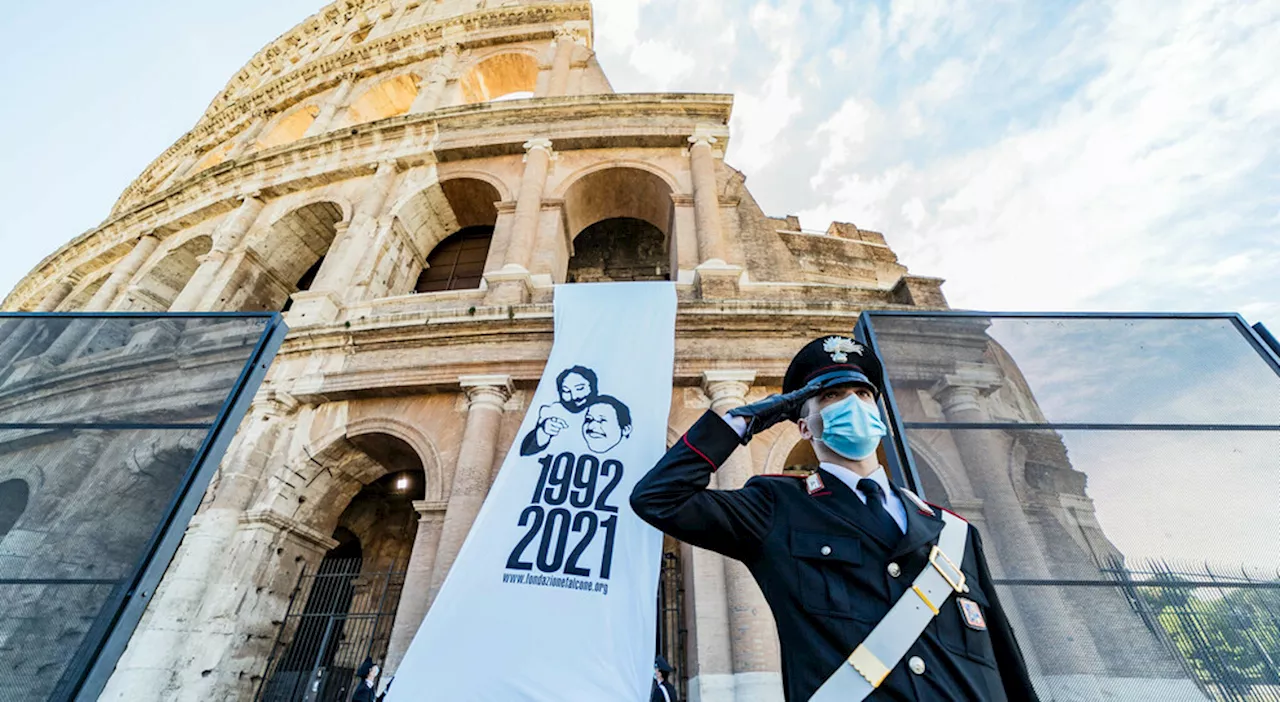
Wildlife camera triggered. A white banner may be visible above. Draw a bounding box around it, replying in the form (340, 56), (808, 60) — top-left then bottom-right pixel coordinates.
(387, 282), (677, 701)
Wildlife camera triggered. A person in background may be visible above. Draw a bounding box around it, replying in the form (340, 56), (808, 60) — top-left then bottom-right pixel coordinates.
(651, 655), (678, 702)
(352, 657), (379, 702)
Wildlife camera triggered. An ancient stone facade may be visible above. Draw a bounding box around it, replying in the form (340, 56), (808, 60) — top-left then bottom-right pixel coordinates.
(5, 1), (1186, 701)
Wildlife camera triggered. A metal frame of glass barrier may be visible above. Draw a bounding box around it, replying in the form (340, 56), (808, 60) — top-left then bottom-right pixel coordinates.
(854, 311), (1280, 700)
(854, 310), (1280, 501)
(0, 312), (287, 702)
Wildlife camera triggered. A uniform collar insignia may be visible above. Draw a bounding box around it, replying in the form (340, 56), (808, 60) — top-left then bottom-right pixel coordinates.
(805, 471), (825, 495)
(823, 336), (864, 363)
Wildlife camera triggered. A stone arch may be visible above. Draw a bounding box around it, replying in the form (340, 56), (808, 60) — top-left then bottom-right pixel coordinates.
(553, 160), (680, 200)
(436, 169), (512, 202)
(190, 140), (236, 175)
(763, 424), (809, 474)
(58, 268), (113, 311)
(561, 166), (674, 283)
(249, 200), (346, 311)
(458, 51), (539, 104)
(391, 177), (502, 294)
(254, 104), (321, 151)
(345, 417), (445, 503)
(274, 422), (439, 538)
(345, 73), (422, 125)
(906, 438), (964, 507)
(124, 234), (213, 311)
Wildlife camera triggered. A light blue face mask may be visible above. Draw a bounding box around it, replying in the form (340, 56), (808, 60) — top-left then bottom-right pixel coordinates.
(817, 393), (886, 460)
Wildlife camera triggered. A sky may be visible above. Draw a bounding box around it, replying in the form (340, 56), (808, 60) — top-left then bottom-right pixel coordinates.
(0, 0), (1276, 333)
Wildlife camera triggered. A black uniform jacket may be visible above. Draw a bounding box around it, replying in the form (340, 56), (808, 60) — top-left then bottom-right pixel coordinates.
(631, 412), (1039, 702)
(650, 679), (679, 702)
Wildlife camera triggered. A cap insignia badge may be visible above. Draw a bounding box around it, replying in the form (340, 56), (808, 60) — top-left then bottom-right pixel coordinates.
(805, 471), (825, 495)
(823, 336), (864, 363)
(958, 597), (987, 630)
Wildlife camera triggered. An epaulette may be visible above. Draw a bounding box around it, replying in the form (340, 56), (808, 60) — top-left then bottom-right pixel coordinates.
(757, 473), (806, 478)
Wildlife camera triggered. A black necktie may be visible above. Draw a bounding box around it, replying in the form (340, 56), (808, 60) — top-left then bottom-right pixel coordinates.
(858, 478), (903, 544)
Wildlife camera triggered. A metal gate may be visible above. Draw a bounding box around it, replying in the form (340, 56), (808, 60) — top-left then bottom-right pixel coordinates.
(657, 549), (688, 701)
(255, 559), (405, 702)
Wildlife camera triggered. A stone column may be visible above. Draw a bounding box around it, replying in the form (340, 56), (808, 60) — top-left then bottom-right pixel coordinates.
(383, 500), (447, 676)
(306, 74), (356, 136)
(932, 368), (1099, 674)
(39, 234), (160, 365)
(35, 279), (75, 312)
(227, 110), (273, 160)
(0, 280), (77, 367)
(99, 391), (301, 701)
(410, 44), (460, 113)
(484, 140), (551, 303)
(289, 161), (400, 324)
(426, 375), (513, 606)
(689, 134), (728, 264)
(688, 133), (743, 298)
(504, 138), (553, 272)
(172, 194), (265, 311)
(547, 28), (579, 96)
(702, 371), (784, 702)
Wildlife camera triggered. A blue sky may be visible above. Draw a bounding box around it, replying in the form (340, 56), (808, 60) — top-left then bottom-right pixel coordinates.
(0, 0), (1276, 333)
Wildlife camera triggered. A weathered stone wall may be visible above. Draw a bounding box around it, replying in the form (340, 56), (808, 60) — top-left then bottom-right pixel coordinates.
(0, 1), (968, 701)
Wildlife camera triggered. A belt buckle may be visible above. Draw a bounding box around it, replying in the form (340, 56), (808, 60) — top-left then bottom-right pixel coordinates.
(928, 545), (968, 593)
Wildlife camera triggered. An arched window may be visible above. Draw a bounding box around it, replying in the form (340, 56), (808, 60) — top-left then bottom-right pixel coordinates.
(415, 226), (493, 293)
(346, 74), (421, 124)
(459, 53), (539, 104)
(563, 168), (673, 283)
(0, 479), (30, 541)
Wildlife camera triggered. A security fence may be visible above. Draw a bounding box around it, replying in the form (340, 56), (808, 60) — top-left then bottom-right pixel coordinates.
(0, 313), (285, 702)
(256, 558), (405, 702)
(859, 312), (1280, 702)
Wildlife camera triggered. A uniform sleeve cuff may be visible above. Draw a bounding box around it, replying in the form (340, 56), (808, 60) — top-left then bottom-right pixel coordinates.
(683, 411), (744, 471)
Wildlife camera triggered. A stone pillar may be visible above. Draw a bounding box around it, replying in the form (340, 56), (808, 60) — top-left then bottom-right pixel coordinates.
(688, 133), (743, 299)
(39, 234), (160, 365)
(306, 74), (356, 136)
(702, 371), (784, 702)
(172, 194), (265, 311)
(35, 279), (75, 312)
(484, 140), (551, 303)
(383, 500), (447, 676)
(426, 375), (513, 606)
(227, 111), (273, 160)
(547, 28), (579, 96)
(505, 138), (553, 271)
(410, 44), (460, 113)
(99, 391), (300, 701)
(289, 161), (400, 324)
(689, 134), (727, 264)
(0, 280), (77, 367)
(932, 368), (1099, 674)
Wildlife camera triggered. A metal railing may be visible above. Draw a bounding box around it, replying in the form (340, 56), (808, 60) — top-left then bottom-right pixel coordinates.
(256, 559), (404, 702)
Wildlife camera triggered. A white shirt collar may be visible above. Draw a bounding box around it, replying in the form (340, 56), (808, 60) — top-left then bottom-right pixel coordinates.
(819, 462), (892, 502)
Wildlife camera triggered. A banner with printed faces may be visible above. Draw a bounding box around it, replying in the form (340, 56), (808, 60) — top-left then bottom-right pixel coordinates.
(387, 282), (676, 702)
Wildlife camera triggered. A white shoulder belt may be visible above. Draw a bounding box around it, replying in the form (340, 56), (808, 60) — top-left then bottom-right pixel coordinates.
(809, 489), (970, 702)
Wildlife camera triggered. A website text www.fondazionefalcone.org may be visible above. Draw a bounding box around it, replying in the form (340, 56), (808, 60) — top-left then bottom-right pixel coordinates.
(503, 571), (609, 595)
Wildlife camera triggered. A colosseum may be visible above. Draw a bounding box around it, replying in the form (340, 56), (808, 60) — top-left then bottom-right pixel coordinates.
(1, 0), (1127, 701)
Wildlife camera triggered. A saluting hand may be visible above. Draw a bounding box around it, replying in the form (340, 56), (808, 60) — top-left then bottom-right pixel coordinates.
(726, 381), (823, 443)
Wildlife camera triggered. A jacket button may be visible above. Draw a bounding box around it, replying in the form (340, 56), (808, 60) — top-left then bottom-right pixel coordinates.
(887, 562), (901, 578)
(820, 545), (832, 556)
(908, 656), (925, 675)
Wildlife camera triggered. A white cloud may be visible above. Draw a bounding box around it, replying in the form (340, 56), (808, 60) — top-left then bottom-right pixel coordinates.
(796, 0), (1280, 325)
(627, 39), (694, 86)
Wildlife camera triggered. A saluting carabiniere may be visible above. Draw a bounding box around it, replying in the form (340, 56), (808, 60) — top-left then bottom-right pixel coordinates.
(631, 335), (1039, 702)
